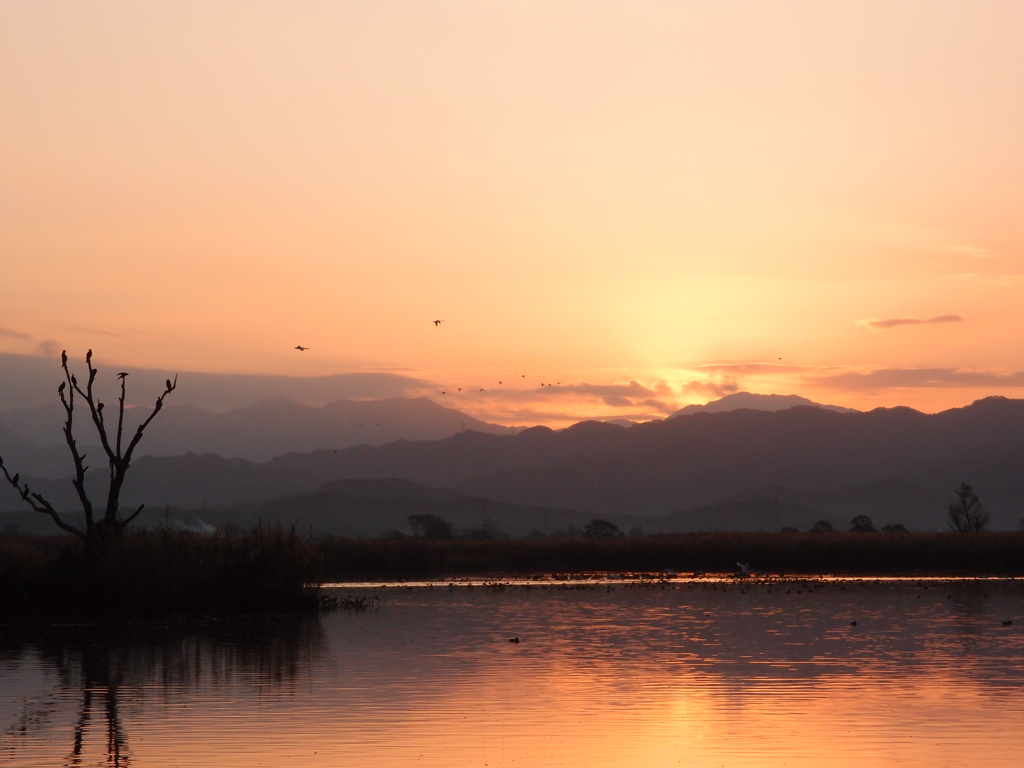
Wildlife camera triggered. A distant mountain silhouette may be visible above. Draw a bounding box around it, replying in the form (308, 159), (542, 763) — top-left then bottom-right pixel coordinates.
(0, 425), (71, 479)
(0, 396), (518, 470)
(5, 397), (1024, 531)
(661, 499), (829, 533)
(671, 391), (856, 417)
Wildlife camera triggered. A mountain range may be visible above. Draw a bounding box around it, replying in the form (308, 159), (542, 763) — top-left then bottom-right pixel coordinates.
(4, 395), (1024, 533)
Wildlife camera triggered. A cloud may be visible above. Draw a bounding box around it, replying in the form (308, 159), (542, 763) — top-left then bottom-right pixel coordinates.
(638, 398), (675, 413)
(35, 339), (61, 357)
(602, 395), (633, 407)
(0, 326), (30, 339)
(681, 378), (739, 398)
(532, 380), (667, 398)
(810, 367), (1024, 392)
(861, 315), (964, 330)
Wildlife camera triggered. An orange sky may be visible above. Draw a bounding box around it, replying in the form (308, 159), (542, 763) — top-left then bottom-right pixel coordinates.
(2, 1), (1023, 426)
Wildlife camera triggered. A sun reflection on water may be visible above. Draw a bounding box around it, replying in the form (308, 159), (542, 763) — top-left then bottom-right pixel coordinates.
(2, 581), (1023, 767)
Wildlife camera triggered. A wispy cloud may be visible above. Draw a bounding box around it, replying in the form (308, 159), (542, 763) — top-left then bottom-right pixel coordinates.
(809, 367), (1024, 392)
(0, 326), (30, 339)
(66, 326), (122, 338)
(860, 314), (964, 330)
(949, 273), (1024, 287)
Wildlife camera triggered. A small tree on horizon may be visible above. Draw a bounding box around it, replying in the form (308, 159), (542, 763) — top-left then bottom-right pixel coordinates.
(849, 515), (875, 533)
(583, 519), (623, 539)
(949, 483), (988, 533)
(0, 350), (176, 548)
(408, 514), (454, 540)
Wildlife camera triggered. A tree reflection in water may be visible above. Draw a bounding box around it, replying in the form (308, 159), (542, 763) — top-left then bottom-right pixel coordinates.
(1, 616), (324, 766)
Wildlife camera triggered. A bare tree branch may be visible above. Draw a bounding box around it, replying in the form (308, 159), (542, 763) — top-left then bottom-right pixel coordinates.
(0, 456), (86, 539)
(58, 373), (95, 536)
(122, 375), (176, 465)
(121, 504), (146, 528)
(116, 374), (127, 460)
(66, 350), (117, 465)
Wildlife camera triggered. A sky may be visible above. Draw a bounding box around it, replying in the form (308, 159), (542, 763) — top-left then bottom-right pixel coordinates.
(2, 1), (1024, 426)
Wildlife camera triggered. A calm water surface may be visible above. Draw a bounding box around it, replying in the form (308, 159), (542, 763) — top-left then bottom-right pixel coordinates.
(2, 579), (1024, 767)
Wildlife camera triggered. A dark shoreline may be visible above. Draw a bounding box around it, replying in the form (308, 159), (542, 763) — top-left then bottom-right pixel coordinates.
(3, 530), (1023, 617)
(316, 531), (1024, 581)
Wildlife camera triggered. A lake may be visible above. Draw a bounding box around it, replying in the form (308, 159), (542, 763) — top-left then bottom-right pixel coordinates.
(2, 577), (1023, 767)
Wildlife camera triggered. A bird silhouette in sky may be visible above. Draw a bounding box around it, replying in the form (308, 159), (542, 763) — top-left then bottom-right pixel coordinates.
(295, 346), (308, 351)
(499, 381), (502, 384)
(521, 374), (525, 378)
(458, 387), (462, 392)
(116, 372), (129, 379)
(433, 320), (443, 326)
(479, 388), (484, 392)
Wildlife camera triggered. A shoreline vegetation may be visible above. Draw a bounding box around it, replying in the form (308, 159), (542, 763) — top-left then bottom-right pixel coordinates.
(4, 528), (1024, 617)
(0, 525), (320, 617)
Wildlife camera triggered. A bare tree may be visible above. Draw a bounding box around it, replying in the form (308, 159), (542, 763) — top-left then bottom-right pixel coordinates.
(949, 483), (988, 533)
(0, 350), (176, 547)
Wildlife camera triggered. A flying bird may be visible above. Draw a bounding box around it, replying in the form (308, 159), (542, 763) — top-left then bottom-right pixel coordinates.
(479, 388), (484, 392)
(433, 320), (443, 326)
(295, 346), (308, 351)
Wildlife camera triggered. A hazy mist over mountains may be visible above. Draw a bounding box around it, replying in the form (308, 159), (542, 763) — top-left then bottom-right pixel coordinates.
(0, 351), (433, 412)
(0, 396), (516, 469)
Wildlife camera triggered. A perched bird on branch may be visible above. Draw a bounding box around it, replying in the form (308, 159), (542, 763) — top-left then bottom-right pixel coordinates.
(116, 372), (129, 379)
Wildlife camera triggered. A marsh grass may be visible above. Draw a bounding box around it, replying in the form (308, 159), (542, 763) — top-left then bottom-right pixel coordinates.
(317, 531), (1024, 580)
(0, 524), (321, 617)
